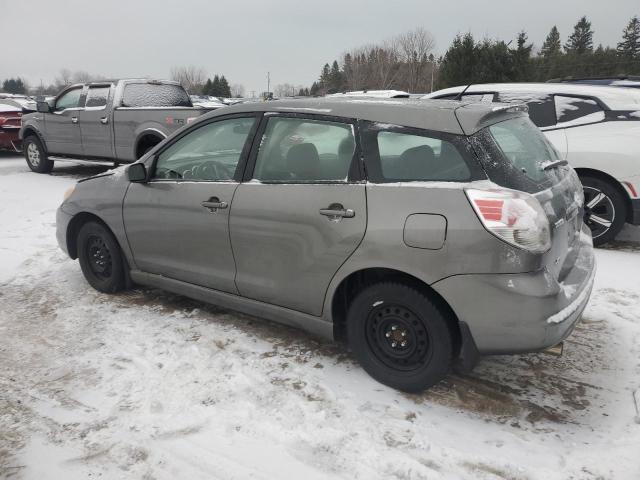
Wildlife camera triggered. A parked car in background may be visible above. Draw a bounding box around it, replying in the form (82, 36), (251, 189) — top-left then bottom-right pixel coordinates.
(0, 93), (37, 112)
(327, 90), (410, 99)
(190, 95), (227, 109)
(56, 98), (595, 392)
(424, 83), (640, 245)
(20, 79), (216, 173)
(0, 104), (22, 151)
(547, 75), (640, 89)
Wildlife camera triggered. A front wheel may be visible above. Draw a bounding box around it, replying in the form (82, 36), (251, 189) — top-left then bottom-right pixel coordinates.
(347, 282), (454, 392)
(580, 175), (626, 246)
(77, 221), (126, 293)
(23, 136), (54, 173)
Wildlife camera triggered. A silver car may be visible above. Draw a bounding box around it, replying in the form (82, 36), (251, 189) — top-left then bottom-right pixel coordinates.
(56, 98), (596, 392)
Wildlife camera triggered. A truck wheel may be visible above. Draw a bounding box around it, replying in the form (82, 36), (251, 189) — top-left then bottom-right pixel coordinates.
(580, 175), (626, 246)
(23, 136), (54, 173)
(77, 221), (126, 293)
(347, 282), (453, 392)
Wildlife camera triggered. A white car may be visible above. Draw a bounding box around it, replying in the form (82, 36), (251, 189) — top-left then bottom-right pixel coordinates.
(327, 90), (410, 99)
(423, 83), (640, 245)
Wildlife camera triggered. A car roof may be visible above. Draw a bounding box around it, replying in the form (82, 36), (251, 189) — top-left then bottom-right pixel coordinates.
(424, 82), (640, 110)
(202, 97), (528, 135)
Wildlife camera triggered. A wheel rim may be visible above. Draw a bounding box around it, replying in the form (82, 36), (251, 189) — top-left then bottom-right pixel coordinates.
(86, 235), (112, 280)
(365, 304), (432, 372)
(27, 143), (40, 166)
(583, 186), (615, 240)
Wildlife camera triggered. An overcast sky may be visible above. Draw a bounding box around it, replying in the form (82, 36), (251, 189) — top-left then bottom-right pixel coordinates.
(1, 0), (638, 95)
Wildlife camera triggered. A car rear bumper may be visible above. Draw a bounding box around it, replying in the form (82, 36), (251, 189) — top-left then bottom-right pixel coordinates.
(432, 224), (596, 354)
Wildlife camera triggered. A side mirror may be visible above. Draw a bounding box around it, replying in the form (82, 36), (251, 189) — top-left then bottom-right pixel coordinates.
(128, 163), (147, 182)
(36, 101), (51, 113)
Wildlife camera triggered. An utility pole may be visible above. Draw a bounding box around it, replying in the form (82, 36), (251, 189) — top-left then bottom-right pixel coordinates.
(267, 72), (270, 97)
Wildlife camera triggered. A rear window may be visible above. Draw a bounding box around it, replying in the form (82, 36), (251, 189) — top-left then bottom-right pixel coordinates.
(473, 116), (567, 193)
(121, 83), (191, 108)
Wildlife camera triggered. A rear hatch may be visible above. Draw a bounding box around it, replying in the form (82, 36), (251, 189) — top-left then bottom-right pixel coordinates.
(471, 116), (585, 280)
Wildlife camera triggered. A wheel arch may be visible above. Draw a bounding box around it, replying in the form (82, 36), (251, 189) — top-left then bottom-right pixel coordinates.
(21, 126), (48, 153)
(575, 167), (633, 223)
(135, 130), (166, 159)
(329, 267), (462, 356)
(66, 212), (116, 260)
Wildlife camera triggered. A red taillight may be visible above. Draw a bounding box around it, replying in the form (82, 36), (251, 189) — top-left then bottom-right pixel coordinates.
(466, 187), (551, 253)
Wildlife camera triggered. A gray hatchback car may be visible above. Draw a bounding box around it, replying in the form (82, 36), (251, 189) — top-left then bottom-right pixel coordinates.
(56, 98), (595, 392)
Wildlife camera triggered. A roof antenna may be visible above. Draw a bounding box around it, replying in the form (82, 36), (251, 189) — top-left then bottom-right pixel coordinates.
(454, 84), (472, 101)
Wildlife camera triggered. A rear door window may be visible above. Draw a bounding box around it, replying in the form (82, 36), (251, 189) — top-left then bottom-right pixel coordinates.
(252, 117), (356, 183)
(554, 95), (605, 126)
(85, 86), (110, 108)
(122, 83), (191, 107)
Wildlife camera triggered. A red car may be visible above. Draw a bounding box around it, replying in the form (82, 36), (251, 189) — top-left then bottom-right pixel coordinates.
(0, 103), (23, 151)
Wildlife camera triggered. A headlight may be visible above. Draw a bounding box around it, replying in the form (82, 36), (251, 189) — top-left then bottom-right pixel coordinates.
(63, 185), (76, 201)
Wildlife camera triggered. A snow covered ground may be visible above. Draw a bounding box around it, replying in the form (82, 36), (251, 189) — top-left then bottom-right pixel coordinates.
(1, 153), (639, 480)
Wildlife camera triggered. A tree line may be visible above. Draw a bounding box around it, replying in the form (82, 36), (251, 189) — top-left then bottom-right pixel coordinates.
(1, 67), (246, 99)
(305, 15), (640, 95)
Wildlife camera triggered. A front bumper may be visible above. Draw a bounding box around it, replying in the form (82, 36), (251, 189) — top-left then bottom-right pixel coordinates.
(631, 198), (640, 225)
(56, 206), (73, 257)
(432, 225), (596, 354)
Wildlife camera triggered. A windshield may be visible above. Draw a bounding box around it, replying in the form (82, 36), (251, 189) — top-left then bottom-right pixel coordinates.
(472, 116), (569, 193)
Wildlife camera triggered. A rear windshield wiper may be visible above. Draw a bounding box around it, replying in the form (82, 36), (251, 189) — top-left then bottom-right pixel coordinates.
(542, 159), (568, 171)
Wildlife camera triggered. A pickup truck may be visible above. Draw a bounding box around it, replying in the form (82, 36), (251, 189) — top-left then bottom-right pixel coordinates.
(19, 79), (219, 173)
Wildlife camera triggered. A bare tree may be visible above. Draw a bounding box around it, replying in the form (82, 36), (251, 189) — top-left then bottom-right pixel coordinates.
(170, 65), (207, 94)
(55, 68), (73, 88)
(230, 83), (246, 98)
(273, 83), (297, 97)
(396, 28), (435, 92)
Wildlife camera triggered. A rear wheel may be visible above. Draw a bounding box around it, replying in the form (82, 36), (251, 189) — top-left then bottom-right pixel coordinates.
(580, 175), (626, 246)
(346, 282), (453, 392)
(77, 221), (126, 293)
(23, 136), (54, 173)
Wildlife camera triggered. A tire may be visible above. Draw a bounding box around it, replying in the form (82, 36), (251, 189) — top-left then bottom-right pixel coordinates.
(346, 282), (453, 392)
(23, 135), (54, 173)
(580, 175), (626, 246)
(77, 221), (126, 293)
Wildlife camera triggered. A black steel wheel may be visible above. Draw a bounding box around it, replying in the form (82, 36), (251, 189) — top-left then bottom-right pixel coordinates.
(347, 282), (454, 392)
(77, 221), (126, 293)
(580, 175), (626, 246)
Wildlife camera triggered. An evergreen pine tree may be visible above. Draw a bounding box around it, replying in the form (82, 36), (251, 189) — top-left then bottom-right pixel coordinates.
(540, 26), (562, 58)
(211, 75), (221, 97)
(617, 16), (640, 59)
(512, 31), (533, 81)
(219, 75), (231, 97)
(202, 79), (212, 96)
(565, 16), (594, 54)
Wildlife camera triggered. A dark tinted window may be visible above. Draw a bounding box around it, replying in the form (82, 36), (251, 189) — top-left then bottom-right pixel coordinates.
(496, 92), (557, 128)
(122, 83), (191, 108)
(554, 95), (605, 125)
(85, 86), (110, 108)
(376, 131), (471, 181)
(253, 117), (355, 183)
